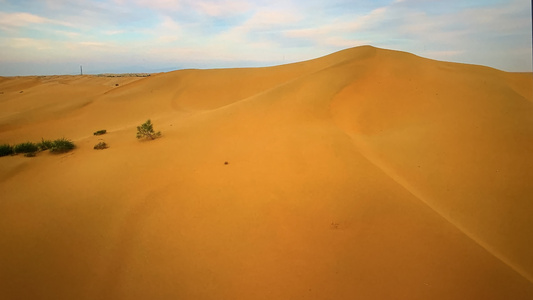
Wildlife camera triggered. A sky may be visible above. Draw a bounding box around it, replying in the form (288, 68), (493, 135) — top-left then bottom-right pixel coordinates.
(0, 0), (531, 75)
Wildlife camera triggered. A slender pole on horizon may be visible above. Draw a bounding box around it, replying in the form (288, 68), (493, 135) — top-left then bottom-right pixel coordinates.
(80, 65), (83, 75)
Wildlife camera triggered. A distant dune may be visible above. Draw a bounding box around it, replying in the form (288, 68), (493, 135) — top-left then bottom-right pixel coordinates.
(1, 46), (532, 299)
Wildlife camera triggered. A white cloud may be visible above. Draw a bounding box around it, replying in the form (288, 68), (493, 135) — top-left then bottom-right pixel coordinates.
(193, 0), (250, 17)
(457, 0), (530, 33)
(78, 41), (109, 48)
(344, 6), (389, 31)
(423, 50), (464, 59)
(373, 0), (532, 71)
(159, 16), (181, 32)
(136, 0), (181, 11)
(157, 35), (179, 43)
(323, 36), (370, 48)
(282, 5), (392, 50)
(144, 16), (183, 45)
(10, 37), (53, 50)
(135, 0), (250, 16)
(0, 12), (73, 29)
(213, 8), (301, 50)
(104, 30), (125, 35)
(243, 9), (301, 29)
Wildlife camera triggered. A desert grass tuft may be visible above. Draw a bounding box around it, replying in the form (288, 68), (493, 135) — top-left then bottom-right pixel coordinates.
(93, 129), (107, 136)
(0, 144), (14, 156)
(37, 138), (54, 151)
(50, 138), (75, 153)
(93, 141), (108, 150)
(13, 142), (39, 154)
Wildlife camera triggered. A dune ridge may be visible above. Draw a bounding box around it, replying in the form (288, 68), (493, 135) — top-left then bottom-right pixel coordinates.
(1, 46), (532, 299)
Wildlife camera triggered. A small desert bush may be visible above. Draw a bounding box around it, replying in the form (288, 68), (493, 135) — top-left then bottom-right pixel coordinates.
(24, 152), (36, 157)
(136, 119), (161, 140)
(0, 144), (14, 156)
(93, 142), (108, 150)
(13, 142), (39, 154)
(37, 138), (54, 151)
(50, 138), (75, 153)
(93, 129), (107, 136)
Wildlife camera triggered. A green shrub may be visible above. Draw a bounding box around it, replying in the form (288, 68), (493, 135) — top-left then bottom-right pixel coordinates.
(0, 144), (14, 156)
(14, 142), (39, 154)
(136, 119), (161, 140)
(37, 138), (54, 151)
(50, 138), (75, 153)
(93, 129), (107, 136)
(93, 142), (108, 150)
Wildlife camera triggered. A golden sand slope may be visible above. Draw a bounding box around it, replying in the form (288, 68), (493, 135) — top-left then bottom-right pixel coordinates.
(1, 46), (532, 299)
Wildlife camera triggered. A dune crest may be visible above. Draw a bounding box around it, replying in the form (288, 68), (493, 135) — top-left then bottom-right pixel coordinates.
(1, 46), (532, 299)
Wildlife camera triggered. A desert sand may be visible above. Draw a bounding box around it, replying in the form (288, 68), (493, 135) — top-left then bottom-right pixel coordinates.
(1, 45), (532, 299)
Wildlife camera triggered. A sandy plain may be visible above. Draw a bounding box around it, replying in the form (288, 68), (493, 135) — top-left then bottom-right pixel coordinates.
(1, 46), (532, 299)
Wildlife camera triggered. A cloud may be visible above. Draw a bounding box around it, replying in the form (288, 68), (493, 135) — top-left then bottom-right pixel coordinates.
(423, 50), (464, 59)
(243, 9), (301, 29)
(136, 0), (180, 10)
(78, 41), (110, 48)
(212, 8), (302, 51)
(104, 30), (125, 35)
(282, 4), (392, 50)
(135, 0), (250, 17)
(0, 12), (73, 29)
(457, 0), (530, 33)
(323, 36), (370, 48)
(158, 15), (182, 33)
(193, 0), (250, 17)
(372, 0), (532, 71)
(10, 37), (53, 50)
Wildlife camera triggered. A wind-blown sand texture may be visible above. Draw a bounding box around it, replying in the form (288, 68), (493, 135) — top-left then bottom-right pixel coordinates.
(1, 46), (532, 299)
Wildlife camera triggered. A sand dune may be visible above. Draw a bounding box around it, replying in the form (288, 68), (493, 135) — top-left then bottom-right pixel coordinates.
(1, 46), (532, 299)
